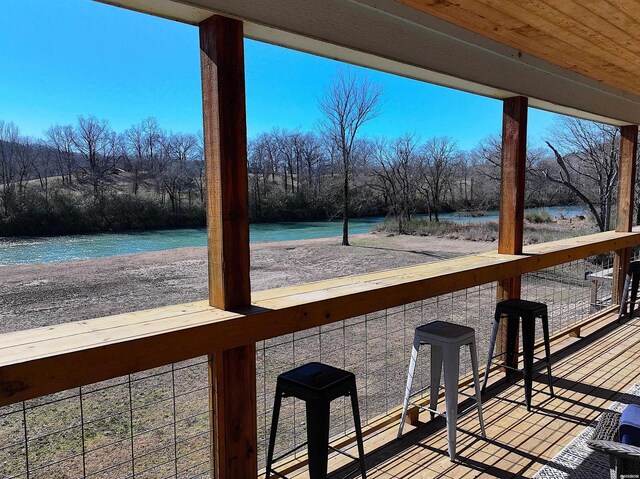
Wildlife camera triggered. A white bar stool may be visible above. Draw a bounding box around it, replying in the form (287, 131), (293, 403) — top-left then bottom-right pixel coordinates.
(398, 320), (486, 461)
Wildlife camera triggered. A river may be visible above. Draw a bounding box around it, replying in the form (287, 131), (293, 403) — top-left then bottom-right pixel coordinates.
(0, 205), (587, 265)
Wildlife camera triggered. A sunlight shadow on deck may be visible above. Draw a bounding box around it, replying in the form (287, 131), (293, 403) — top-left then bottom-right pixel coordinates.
(325, 316), (640, 479)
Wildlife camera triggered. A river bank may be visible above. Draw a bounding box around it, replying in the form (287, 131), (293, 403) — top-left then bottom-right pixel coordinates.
(0, 205), (587, 265)
(0, 233), (494, 333)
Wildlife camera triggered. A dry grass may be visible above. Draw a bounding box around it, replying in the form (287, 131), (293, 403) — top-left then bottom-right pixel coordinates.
(374, 215), (596, 245)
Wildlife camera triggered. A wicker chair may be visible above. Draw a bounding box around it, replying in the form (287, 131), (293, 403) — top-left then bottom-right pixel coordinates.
(588, 411), (640, 479)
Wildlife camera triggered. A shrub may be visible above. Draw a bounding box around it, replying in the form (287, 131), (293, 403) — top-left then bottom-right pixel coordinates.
(0, 189), (206, 236)
(525, 210), (554, 223)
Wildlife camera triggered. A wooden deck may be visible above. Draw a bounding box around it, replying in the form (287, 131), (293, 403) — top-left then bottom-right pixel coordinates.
(282, 312), (640, 478)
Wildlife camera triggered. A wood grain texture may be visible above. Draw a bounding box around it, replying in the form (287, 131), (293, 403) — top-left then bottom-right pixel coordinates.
(200, 15), (256, 479)
(498, 96), (527, 257)
(616, 125), (638, 234)
(613, 124), (638, 302)
(200, 15), (250, 311)
(2, 230), (640, 406)
(397, 0), (640, 98)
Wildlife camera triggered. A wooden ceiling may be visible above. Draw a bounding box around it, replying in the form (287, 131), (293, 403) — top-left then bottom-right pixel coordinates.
(396, 0), (640, 98)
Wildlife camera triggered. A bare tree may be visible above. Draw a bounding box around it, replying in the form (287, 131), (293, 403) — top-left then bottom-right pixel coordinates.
(543, 118), (619, 231)
(0, 121), (19, 215)
(418, 136), (459, 221)
(14, 135), (36, 195)
(372, 135), (419, 233)
(319, 68), (383, 245)
(72, 116), (122, 197)
(46, 124), (76, 185)
(124, 117), (164, 195)
(32, 141), (54, 202)
(161, 133), (198, 213)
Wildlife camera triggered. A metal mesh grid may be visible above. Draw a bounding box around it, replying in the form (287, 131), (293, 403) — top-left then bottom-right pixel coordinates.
(521, 254), (615, 332)
(0, 358), (212, 479)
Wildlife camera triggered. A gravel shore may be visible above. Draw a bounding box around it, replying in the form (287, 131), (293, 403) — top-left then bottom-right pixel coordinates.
(0, 232), (494, 333)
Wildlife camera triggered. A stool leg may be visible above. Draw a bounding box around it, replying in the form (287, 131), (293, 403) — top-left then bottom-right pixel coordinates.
(469, 341), (486, 438)
(398, 334), (421, 438)
(630, 272), (639, 318)
(541, 313), (554, 397)
(266, 385), (283, 479)
(521, 319), (535, 411)
(306, 399), (330, 479)
(443, 344), (460, 461)
(618, 270), (632, 321)
(430, 344), (443, 420)
(349, 388), (367, 479)
(482, 317), (500, 392)
(505, 317), (520, 381)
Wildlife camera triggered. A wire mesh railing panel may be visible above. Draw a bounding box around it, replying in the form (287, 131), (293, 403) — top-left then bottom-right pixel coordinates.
(521, 254), (615, 336)
(0, 358), (212, 479)
(256, 282), (499, 469)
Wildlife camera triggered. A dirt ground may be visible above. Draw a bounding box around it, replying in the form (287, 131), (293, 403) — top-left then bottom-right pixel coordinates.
(0, 232), (494, 333)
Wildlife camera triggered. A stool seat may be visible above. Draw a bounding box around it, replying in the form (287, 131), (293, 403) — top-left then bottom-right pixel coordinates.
(494, 299), (547, 319)
(416, 321), (475, 344)
(278, 362), (355, 401)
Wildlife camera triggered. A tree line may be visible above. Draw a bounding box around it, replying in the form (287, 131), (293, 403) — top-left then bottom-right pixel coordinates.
(0, 72), (630, 238)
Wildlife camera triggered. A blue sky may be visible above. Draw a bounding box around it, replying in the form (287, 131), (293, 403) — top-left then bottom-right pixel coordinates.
(1, 0), (559, 150)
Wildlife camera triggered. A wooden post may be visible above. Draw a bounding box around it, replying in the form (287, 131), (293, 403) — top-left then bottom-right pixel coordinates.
(200, 15), (257, 479)
(497, 96), (528, 370)
(613, 125), (638, 304)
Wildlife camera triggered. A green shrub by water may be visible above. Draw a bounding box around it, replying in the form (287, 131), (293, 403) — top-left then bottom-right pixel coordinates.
(524, 210), (554, 223)
(0, 190), (206, 236)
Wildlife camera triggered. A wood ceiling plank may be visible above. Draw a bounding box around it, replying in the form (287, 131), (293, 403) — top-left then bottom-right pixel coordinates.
(399, 0), (630, 83)
(607, 0), (640, 25)
(579, 0), (640, 43)
(396, 0), (640, 97)
(541, 0), (640, 57)
(476, 0), (640, 85)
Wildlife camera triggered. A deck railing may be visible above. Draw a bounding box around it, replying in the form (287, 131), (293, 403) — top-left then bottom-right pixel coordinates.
(1, 229), (639, 478)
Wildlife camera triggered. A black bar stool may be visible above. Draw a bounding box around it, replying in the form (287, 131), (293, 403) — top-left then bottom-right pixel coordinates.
(618, 260), (640, 322)
(265, 362), (367, 479)
(481, 299), (554, 410)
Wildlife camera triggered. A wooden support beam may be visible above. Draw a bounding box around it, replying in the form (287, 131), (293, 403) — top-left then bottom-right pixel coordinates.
(497, 96), (528, 370)
(199, 15), (257, 479)
(498, 96), (528, 259)
(613, 125), (639, 303)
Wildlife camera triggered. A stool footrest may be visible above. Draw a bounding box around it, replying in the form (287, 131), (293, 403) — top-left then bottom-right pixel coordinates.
(409, 400), (481, 419)
(271, 442), (308, 465)
(266, 469), (290, 479)
(328, 445), (359, 461)
(406, 386), (476, 402)
(487, 357), (551, 374)
(459, 404), (482, 418)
